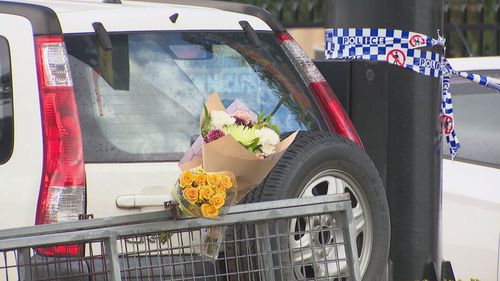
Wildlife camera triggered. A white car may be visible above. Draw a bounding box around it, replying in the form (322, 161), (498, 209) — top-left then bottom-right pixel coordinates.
(0, 0), (391, 280)
(443, 56), (500, 281)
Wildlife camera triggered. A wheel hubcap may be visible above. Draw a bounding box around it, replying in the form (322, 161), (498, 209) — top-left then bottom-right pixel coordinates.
(291, 169), (373, 279)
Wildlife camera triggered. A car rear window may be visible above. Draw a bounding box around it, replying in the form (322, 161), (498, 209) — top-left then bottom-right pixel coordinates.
(445, 70), (500, 167)
(65, 31), (323, 162)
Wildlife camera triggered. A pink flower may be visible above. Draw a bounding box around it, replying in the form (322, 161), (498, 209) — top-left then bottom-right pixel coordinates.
(232, 112), (252, 126)
(204, 129), (225, 143)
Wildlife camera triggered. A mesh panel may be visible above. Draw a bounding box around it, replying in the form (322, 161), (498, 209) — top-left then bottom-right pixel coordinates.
(0, 214), (354, 281)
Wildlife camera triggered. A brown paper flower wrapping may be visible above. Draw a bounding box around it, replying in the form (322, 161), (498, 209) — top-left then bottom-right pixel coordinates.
(172, 92), (297, 259)
(179, 92), (297, 202)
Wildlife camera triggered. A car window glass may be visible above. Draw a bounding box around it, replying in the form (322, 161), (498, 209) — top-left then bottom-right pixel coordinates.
(444, 70), (500, 167)
(0, 37), (13, 164)
(65, 32), (323, 162)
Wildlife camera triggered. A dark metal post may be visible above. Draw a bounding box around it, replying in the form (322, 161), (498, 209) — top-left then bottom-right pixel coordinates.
(496, 0), (500, 54)
(325, 1), (444, 280)
(478, 0), (485, 56)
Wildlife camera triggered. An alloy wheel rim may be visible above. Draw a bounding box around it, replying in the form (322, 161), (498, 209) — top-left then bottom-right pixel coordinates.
(291, 169), (373, 279)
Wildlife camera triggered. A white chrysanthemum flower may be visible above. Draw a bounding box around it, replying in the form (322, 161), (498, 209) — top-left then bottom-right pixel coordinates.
(261, 143), (276, 157)
(210, 111), (235, 129)
(256, 127), (280, 146)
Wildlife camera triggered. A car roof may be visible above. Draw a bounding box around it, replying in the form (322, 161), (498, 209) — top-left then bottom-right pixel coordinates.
(0, 0), (277, 34)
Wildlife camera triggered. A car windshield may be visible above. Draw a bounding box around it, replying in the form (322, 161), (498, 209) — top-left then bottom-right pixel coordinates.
(445, 69), (500, 167)
(64, 31), (323, 162)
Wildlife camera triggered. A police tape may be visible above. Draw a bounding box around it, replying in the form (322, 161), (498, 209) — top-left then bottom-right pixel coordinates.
(325, 28), (500, 159)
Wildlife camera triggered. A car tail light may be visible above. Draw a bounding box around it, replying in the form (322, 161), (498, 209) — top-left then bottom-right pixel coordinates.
(34, 36), (85, 256)
(277, 32), (364, 148)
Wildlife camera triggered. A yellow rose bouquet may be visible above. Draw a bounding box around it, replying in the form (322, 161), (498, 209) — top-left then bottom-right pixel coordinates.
(169, 168), (236, 258)
(172, 169), (237, 219)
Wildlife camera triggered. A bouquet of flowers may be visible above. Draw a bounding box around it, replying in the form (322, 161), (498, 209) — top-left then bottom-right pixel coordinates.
(168, 92), (297, 259)
(171, 168), (237, 219)
(167, 168), (236, 258)
(179, 92), (297, 202)
(202, 107), (280, 159)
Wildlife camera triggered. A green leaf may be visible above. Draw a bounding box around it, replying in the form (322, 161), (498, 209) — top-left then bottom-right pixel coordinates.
(258, 112), (265, 123)
(270, 124), (280, 135)
(202, 105), (211, 136)
(248, 137), (260, 151)
(264, 113), (272, 123)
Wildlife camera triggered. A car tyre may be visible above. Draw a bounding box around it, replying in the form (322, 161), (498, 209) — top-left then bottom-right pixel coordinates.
(226, 131), (390, 281)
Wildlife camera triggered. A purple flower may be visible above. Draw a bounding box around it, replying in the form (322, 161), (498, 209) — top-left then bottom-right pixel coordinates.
(204, 129), (225, 143)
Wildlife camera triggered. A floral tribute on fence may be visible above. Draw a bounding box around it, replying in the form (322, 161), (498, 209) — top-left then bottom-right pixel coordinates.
(163, 92), (297, 259)
(179, 92), (297, 203)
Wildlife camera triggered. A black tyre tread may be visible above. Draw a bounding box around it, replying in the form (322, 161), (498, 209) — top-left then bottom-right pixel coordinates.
(242, 131), (366, 204)
(230, 132), (390, 281)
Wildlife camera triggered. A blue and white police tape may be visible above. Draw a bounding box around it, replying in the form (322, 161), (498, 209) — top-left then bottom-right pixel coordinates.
(325, 27), (500, 159)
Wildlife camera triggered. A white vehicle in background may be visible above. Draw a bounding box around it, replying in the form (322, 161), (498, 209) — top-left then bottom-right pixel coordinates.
(442, 56), (500, 281)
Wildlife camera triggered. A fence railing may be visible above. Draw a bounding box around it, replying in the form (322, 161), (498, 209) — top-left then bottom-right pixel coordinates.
(0, 194), (360, 281)
(228, 0), (500, 57)
(444, 0), (500, 57)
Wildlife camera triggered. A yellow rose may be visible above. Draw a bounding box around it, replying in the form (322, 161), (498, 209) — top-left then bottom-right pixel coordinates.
(182, 188), (199, 205)
(209, 193), (225, 209)
(201, 203), (219, 218)
(179, 171), (194, 188)
(207, 174), (220, 186)
(194, 173), (208, 187)
(214, 186), (226, 198)
(220, 174), (233, 189)
(199, 185), (215, 201)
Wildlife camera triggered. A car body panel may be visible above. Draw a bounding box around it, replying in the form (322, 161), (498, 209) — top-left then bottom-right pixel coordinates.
(85, 162), (178, 218)
(0, 14), (43, 229)
(4, 0), (272, 33)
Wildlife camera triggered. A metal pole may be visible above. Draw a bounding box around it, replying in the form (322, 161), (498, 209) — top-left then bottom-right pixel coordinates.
(104, 234), (122, 281)
(255, 221), (275, 281)
(343, 202), (362, 281)
(18, 248), (32, 281)
(325, 1), (444, 280)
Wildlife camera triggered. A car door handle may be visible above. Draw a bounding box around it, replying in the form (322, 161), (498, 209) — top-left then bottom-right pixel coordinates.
(116, 194), (171, 208)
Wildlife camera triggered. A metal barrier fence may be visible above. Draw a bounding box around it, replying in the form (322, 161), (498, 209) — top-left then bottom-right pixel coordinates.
(0, 194), (360, 281)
